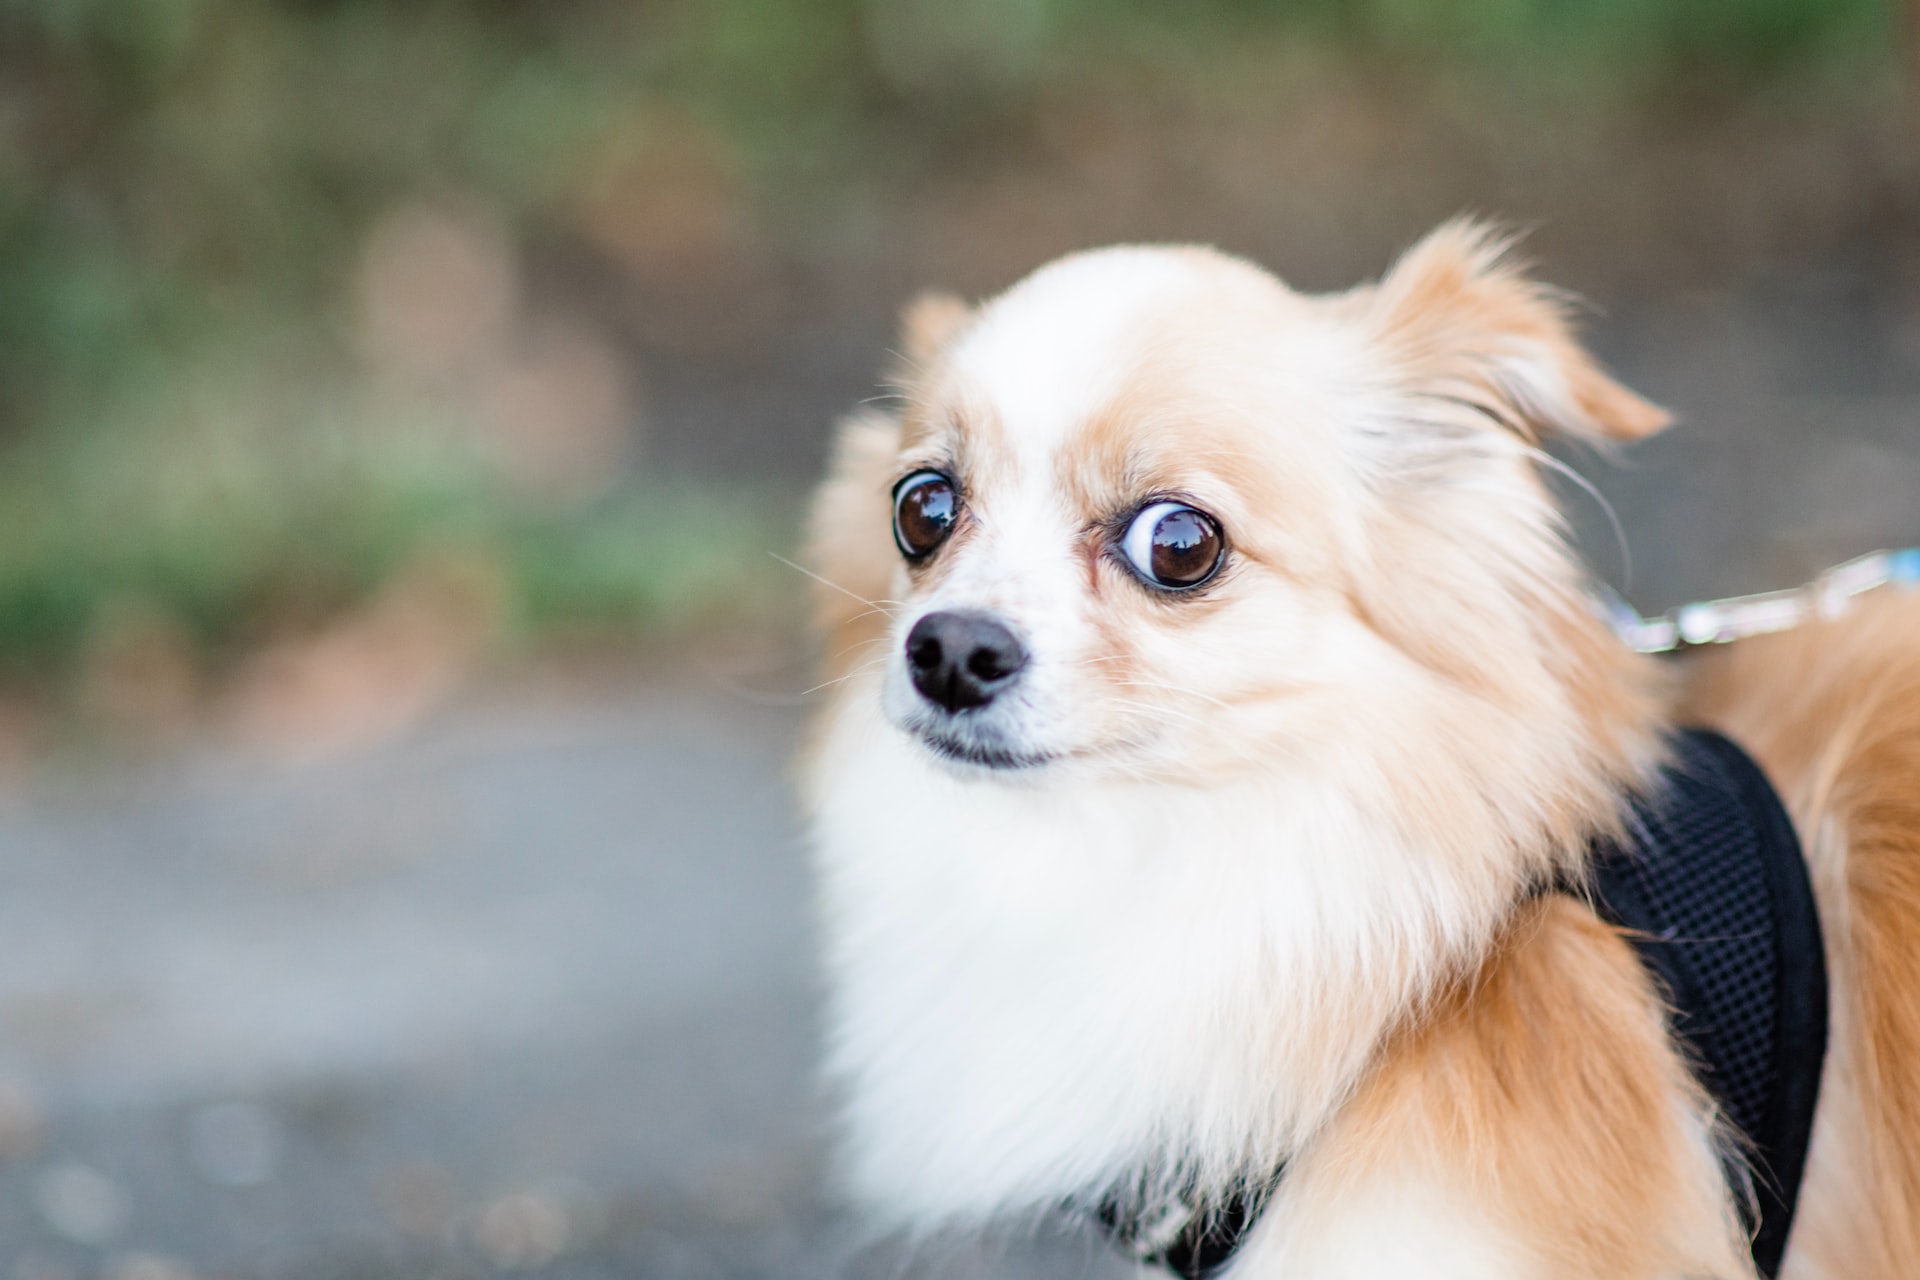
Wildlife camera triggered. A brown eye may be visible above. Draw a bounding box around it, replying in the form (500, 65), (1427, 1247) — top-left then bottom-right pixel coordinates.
(1120, 501), (1224, 590)
(893, 471), (958, 560)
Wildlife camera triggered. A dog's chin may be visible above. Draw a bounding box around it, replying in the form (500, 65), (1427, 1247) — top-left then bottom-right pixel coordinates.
(917, 731), (1055, 774)
(894, 716), (1058, 777)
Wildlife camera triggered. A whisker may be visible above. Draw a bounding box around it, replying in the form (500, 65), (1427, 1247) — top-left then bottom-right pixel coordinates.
(1064, 655), (1235, 710)
(699, 672), (815, 708)
(1103, 697), (1266, 769)
(799, 656), (890, 698)
(768, 552), (903, 614)
(1525, 447), (1632, 590)
(1109, 678), (1233, 710)
(699, 643), (890, 707)
(1103, 697), (1208, 729)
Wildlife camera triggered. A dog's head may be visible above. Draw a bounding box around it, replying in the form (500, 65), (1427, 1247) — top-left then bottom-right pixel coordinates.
(810, 222), (1667, 830)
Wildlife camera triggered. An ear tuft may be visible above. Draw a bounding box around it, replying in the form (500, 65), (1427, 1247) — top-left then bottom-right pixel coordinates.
(805, 409), (903, 667)
(1372, 218), (1668, 444)
(897, 291), (973, 368)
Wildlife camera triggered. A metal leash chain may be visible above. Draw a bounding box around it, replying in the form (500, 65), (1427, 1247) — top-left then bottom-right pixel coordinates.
(1597, 548), (1920, 655)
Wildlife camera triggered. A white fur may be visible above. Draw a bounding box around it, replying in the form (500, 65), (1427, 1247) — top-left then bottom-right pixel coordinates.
(944, 247), (1205, 453)
(813, 659), (1522, 1223)
(1235, 1174), (1530, 1280)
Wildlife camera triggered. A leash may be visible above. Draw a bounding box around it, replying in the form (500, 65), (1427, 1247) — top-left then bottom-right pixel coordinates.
(1598, 547), (1920, 655)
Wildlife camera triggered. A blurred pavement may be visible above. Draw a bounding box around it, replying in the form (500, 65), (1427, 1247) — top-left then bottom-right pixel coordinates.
(0, 682), (1124, 1279)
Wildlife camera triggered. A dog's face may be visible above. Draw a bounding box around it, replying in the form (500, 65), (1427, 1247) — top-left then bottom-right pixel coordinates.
(811, 223), (1670, 794)
(870, 248), (1378, 782)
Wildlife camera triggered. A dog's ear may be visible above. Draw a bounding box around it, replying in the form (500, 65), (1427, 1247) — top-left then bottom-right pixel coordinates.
(1369, 219), (1667, 444)
(897, 291), (972, 369)
(805, 292), (969, 665)
(805, 408), (903, 671)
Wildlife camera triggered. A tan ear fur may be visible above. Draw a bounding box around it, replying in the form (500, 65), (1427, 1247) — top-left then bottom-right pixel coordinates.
(1371, 219), (1668, 444)
(897, 291), (973, 368)
(1341, 222), (1673, 832)
(804, 408), (903, 680)
(802, 292), (967, 684)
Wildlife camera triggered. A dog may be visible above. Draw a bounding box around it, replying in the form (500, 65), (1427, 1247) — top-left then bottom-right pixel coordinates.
(799, 220), (1920, 1279)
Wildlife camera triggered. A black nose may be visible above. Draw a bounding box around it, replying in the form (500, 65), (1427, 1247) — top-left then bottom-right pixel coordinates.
(905, 611), (1028, 712)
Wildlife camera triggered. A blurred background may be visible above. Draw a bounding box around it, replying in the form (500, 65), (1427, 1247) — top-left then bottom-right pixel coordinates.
(1, 1), (1917, 1276)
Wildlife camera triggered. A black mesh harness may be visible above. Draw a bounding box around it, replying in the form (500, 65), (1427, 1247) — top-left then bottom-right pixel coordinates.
(1095, 728), (1828, 1279)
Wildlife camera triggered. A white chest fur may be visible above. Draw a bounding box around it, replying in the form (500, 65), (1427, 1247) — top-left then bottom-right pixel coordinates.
(806, 692), (1494, 1228)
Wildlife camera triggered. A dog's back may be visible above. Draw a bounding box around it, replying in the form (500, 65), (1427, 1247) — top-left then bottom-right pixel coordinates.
(1684, 592), (1920, 1279)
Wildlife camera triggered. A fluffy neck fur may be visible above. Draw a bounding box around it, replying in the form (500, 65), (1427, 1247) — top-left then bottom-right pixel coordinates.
(806, 589), (1666, 1228)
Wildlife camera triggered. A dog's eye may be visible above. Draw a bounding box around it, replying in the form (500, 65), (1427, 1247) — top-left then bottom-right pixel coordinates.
(893, 471), (959, 560)
(1121, 501), (1224, 590)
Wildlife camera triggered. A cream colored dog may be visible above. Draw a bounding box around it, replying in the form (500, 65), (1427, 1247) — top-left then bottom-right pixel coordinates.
(800, 221), (1920, 1279)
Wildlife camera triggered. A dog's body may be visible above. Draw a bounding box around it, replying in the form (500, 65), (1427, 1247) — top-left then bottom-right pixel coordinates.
(800, 223), (1920, 1279)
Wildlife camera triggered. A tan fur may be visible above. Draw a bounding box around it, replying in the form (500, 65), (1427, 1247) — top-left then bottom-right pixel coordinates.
(1349, 225), (1674, 866)
(1299, 896), (1749, 1279)
(1369, 219), (1670, 445)
(1358, 223), (1672, 792)
(1682, 593), (1920, 1280)
(803, 407), (902, 683)
(897, 290), (973, 365)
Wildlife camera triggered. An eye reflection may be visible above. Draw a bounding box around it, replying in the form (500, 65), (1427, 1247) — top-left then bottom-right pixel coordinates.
(1120, 501), (1224, 590)
(893, 471), (958, 560)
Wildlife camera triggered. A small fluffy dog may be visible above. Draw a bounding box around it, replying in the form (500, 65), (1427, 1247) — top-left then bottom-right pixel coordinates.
(799, 221), (1920, 1279)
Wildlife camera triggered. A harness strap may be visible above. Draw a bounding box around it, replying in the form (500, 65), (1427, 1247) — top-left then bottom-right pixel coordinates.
(1583, 729), (1827, 1278)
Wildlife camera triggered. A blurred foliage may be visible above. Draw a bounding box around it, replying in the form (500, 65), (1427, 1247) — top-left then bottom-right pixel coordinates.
(0, 0), (1900, 698)
(0, 417), (793, 687)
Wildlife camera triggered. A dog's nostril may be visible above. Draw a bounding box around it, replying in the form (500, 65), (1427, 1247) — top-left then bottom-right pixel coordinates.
(908, 635), (944, 672)
(967, 648), (1011, 681)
